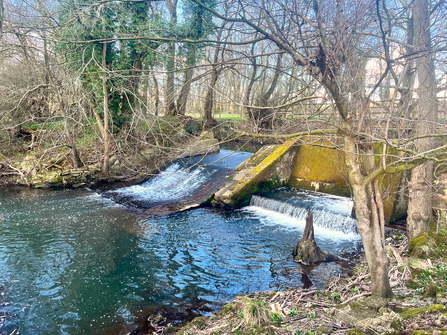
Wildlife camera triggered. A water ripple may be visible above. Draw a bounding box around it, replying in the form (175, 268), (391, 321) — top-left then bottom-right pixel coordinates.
(0, 188), (361, 334)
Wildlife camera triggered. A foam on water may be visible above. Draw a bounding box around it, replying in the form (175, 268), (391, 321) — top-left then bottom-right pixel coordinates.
(244, 205), (360, 240)
(248, 194), (359, 238)
(111, 163), (213, 202)
(105, 150), (253, 207)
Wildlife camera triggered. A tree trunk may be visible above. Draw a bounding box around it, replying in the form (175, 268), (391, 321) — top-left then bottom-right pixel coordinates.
(292, 211), (339, 264)
(398, 16), (415, 119)
(164, 0), (178, 115)
(70, 143), (83, 169)
(62, 103), (83, 169)
(102, 43), (110, 173)
(253, 53), (283, 129)
(203, 41), (225, 129)
(343, 129), (393, 298)
(176, 46), (196, 115)
(244, 50), (257, 128)
(0, 0), (3, 40)
(152, 74), (160, 116)
(43, 37), (50, 86)
(407, 0), (437, 240)
(203, 66), (219, 130)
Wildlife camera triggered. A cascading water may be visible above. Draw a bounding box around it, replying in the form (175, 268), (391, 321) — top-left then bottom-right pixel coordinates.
(104, 150), (253, 208)
(248, 188), (358, 237)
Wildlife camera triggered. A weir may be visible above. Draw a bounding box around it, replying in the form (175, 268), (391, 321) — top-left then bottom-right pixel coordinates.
(104, 150), (253, 212)
(249, 189), (358, 236)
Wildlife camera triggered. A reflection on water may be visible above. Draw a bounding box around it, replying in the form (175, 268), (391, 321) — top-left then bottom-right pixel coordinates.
(0, 187), (361, 334)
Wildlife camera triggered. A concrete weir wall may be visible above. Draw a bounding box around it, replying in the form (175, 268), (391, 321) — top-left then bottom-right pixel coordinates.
(214, 137), (407, 223)
(214, 138), (299, 208)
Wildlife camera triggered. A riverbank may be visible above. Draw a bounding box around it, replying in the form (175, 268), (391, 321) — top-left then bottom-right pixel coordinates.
(131, 224), (447, 335)
(0, 116), (215, 189)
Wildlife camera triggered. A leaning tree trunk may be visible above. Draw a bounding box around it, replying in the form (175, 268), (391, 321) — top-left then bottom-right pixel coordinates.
(407, 0), (437, 240)
(176, 46), (196, 116)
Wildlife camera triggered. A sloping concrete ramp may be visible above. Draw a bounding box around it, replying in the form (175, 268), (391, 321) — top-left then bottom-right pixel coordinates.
(214, 138), (299, 207)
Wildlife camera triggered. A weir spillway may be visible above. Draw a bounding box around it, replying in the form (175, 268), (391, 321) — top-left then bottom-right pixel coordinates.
(249, 188), (358, 237)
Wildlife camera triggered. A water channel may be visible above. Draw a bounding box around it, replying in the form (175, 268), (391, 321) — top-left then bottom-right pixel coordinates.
(0, 151), (362, 334)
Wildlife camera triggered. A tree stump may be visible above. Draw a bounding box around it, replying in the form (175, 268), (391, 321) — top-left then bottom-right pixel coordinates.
(292, 211), (339, 265)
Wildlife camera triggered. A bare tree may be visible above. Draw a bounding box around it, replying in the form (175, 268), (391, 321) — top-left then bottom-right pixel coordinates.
(406, 0), (438, 240)
(189, 0), (447, 297)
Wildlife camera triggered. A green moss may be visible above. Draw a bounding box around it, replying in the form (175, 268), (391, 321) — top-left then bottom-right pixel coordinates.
(410, 331), (431, 335)
(202, 194), (214, 205)
(236, 146), (276, 171)
(430, 219), (437, 233)
(267, 291), (278, 300)
(292, 141), (345, 183)
(230, 179), (280, 208)
(249, 139), (297, 175)
(192, 316), (206, 329)
(399, 304), (447, 320)
(222, 140), (297, 208)
(393, 306), (409, 313)
(164, 326), (177, 334)
(409, 234), (429, 253)
(218, 303), (234, 316)
(347, 329), (367, 335)
(406, 279), (420, 289)
(423, 284), (443, 298)
(433, 233), (447, 247)
(390, 319), (405, 335)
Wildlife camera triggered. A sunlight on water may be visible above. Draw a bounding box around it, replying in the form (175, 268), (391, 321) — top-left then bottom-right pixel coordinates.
(0, 171), (361, 335)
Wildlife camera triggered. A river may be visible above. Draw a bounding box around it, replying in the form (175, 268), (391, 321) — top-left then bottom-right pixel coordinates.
(0, 180), (361, 334)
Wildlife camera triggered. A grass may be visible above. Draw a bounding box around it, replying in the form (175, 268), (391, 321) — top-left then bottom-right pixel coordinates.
(24, 120), (65, 131)
(243, 298), (271, 327)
